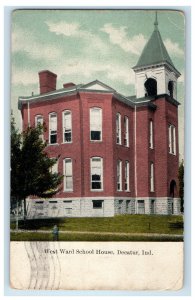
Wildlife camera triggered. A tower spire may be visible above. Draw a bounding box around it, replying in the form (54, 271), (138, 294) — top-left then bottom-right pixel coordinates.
(154, 11), (158, 30)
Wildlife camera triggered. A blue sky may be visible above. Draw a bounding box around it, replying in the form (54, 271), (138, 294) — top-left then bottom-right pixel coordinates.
(11, 9), (185, 158)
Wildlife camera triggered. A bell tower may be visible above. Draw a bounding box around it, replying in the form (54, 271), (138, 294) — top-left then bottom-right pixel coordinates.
(133, 12), (181, 99)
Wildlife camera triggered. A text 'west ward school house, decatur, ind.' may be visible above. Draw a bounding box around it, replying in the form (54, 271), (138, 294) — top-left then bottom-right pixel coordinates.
(18, 16), (182, 218)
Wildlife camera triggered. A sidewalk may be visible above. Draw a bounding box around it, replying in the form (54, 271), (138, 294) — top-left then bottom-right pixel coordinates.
(10, 229), (183, 238)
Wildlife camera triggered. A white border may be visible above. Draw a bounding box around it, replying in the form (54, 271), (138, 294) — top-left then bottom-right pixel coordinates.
(1, 2), (193, 299)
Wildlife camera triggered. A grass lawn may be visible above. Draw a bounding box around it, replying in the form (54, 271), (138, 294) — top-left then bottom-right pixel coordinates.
(10, 215), (184, 241)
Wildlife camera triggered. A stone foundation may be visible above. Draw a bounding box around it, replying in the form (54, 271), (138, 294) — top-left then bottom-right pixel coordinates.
(26, 196), (181, 219)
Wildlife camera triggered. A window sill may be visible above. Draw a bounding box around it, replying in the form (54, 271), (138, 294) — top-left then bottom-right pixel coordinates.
(93, 207), (103, 209)
(61, 142), (72, 144)
(64, 190), (73, 193)
(90, 140), (103, 143)
(48, 143), (59, 146)
(90, 189), (104, 192)
(169, 152), (176, 156)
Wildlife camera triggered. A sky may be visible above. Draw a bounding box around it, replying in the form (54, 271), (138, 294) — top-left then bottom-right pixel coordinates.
(11, 9), (185, 159)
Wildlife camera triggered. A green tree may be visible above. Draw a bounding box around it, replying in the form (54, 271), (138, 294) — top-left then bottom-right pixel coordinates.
(11, 119), (63, 220)
(178, 160), (184, 212)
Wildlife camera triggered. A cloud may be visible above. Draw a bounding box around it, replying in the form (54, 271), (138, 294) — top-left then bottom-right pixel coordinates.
(12, 27), (63, 60)
(164, 39), (184, 57)
(12, 68), (38, 86)
(45, 21), (108, 53)
(100, 23), (146, 55)
(56, 59), (135, 86)
(45, 21), (81, 37)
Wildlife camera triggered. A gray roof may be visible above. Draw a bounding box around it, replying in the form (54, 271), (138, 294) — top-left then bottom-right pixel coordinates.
(133, 22), (180, 75)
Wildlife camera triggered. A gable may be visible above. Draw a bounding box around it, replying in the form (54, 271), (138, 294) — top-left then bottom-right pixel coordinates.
(80, 80), (115, 92)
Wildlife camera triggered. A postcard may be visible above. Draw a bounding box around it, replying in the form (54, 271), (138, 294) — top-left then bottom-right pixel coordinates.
(10, 9), (185, 290)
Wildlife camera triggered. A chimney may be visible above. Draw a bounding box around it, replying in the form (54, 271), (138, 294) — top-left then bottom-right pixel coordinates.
(38, 70), (57, 94)
(63, 82), (76, 89)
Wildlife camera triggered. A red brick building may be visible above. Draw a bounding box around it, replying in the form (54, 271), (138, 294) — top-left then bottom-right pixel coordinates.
(18, 18), (181, 217)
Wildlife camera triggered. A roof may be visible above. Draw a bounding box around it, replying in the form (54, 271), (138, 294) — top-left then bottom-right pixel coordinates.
(133, 19), (180, 75)
(18, 80), (134, 109)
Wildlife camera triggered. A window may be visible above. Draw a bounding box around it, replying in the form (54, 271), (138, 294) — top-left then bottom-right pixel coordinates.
(149, 120), (154, 149)
(63, 110), (72, 143)
(117, 160), (122, 191)
(116, 113), (121, 144)
(64, 158), (73, 191)
(35, 115), (44, 140)
(150, 162), (154, 192)
(150, 199), (155, 214)
(91, 157), (103, 190)
(125, 161), (130, 191)
(137, 200), (145, 214)
(168, 124), (176, 155)
(144, 78), (157, 96)
(168, 81), (174, 98)
(90, 107), (102, 141)
(126, 200), (131, 213)
(92, 200), (103, 209)
(49, 113), (57, 144)
(35, 115), (43, 127)
(65, 208), (72, 214)
(124, 116), (129, 147)
(50, 159), (58, 174)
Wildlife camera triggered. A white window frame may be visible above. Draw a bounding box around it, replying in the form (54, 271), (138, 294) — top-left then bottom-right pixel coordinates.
(90, 107), (102, 142)
(149, 119), (154, 149)
(116, 113), (122, 145)
(90, 157), (103, 191)
(35, 115), (44, 141)
(168, 124), (176, 155)
(117, 160), (122, 191)
(150, 162), (154, 192)
(124, 116), (129, 147)
(92, 200), (104, 209)
(125, 161), (130, 191)
(63, 110), (72, 143)
(49, 112), (57, 144)
(64, 158), (73, 192)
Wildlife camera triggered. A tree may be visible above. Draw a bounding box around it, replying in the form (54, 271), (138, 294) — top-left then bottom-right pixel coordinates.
(178, 160), (184, 213)
(11, 119), (63, 220)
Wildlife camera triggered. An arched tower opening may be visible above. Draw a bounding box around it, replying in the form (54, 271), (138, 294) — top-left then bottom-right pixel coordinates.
(168, 80), (174, 98)
(144, 78), (157, 97)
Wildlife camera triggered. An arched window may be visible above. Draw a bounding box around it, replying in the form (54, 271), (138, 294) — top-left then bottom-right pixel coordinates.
(124, 116), (129, 147)
(150, 162), (154, 192)
(64, 158), (73, 191)
(117, 160), (122, 191)
(35, 115), (44, 141)
(63, 110), (72, 143)
(144, 78), (157, 96)
(49, 112), (57, 144)
(168, 81), (174, 98)
(116, 113), (121, 144)
(90, 107), (102, 141)
(90, 157), (103, 190)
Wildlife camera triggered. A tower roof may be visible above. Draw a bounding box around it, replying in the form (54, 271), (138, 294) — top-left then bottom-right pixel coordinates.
(133, 13), (179, 73)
